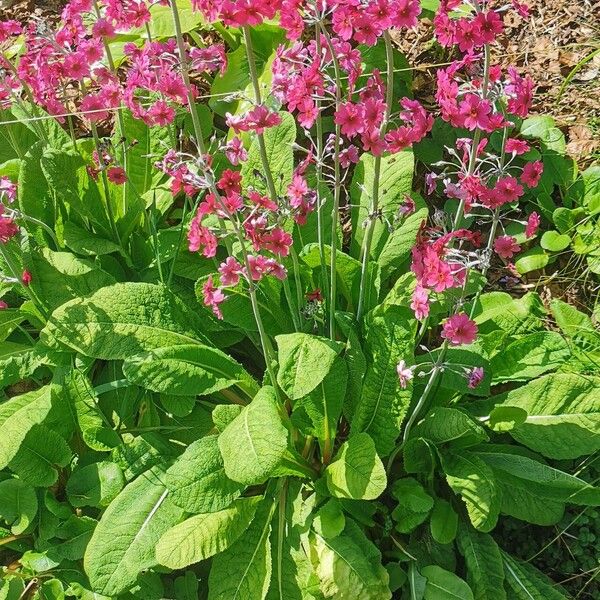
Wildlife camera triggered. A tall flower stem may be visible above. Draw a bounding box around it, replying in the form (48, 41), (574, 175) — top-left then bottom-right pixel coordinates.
(389, 38), (493, 472)
(313, 24), (329, 325)
(242, 25), (303, 328)
(356, 31), (395, 321)
(319, 25), (343, 340)
(93, 0), (129, 216)
(170, 1), (280, 396)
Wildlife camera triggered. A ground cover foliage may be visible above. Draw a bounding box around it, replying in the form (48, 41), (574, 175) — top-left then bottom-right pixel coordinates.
(0, 0), (599, 598)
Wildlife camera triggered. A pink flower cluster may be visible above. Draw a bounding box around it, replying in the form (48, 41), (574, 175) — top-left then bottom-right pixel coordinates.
(123, 40), (226, 127)
(0, 205), (19, 244)
(273, 34), (432, 155)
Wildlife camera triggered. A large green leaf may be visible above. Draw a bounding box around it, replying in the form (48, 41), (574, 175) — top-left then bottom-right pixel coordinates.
(156, 497), (261, 569)
(0, 479), (38, 534)
(421, 566), (473, 600)
(208, 499), (275, 600)
(276, 333), (342, 400)
(218, 386), (288, 485)
(350, 150), (415, 259)
(7, 424), (71, 487)
(390, 478), (434, 534)
(65, 369), (121, 452)
(28, 248), (116, 312)
(441, 451), (499, 532)
(475, 450), (600, 506)
(241, 112), (296, 197)
(0, 385), (54, 470)
(501, 552), (567, 599)
(351, 306), (417, 456)
(165, 435), (244, 514)
(412, 407), (488, 448)
(325, 433), (387, 500)
(457, 524), (506, 600)
(490, 332), (570, 383)
(84, 468), (183, 596)
(378, 207), (428, 277)
(66, 461), (125, 508)
(41, 282), (211, 359)
(122, 344), (258, 398)
(294, 356), (347, 459)
(311, 519), (391, 600)
(490, 373), (600, 459)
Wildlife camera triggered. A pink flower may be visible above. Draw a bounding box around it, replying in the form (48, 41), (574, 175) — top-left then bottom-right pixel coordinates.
(107, 166), (127, 185)
(93, 19), (115, 38)
(219, 256), (242, 287)
(521, 160), (543, 188)
(505, 138), (530, 155)
(334, 102), (365, 138)
(396, 360), (414, 389)
(0, 300), (7, 309)
(526, 212), (540, 238)
(442, 313), (478, 346)
(494, 235), (521, 259)
(468, 367), (485, 389)
(22, 270), (32, 286)
(0, 211), (19, 244)
(261, 228), (293, 257)
(147, 101), (176, 126)
(203, 276), (225, 319)
(0, 177), (17, 203)
(458, 94), (492, 131)
(224, 137), (248, 166)
(410, 285), (430, 320)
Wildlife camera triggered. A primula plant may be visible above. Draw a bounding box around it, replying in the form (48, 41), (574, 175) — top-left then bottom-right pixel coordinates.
(0, 0), (599, 599)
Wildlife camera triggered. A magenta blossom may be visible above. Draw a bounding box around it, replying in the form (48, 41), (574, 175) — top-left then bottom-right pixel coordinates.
(494, 235), (521, 260)
(468, 367), (485, 389)
(442, 313), (478, 346)
(396, 360), (414, 389)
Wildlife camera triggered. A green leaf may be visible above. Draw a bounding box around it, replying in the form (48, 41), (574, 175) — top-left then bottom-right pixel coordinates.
(475, 450), (600, 506)
(218, 386), (288, 485)
(311, 519), (391, 600)
(514, 246), (550, 275)
(50, 515), (96, 562)
(0, 479), (38, 534)
(473, 292), (545, 336)
(122, 344), (258, 398)
(208, 499), (275, 600)
(65, 369), (121, 452)
(489, 332), (571, 383)
(422, 566), (473, 600)
(157, 496), (261, 569)
(83, 468), (183, 596)
(295, 356), (347, 457)
(0, 385), (54, 470)
(241, 112), (296, 197)
(412, 408), (488, 448)
(66, 461), (125, 508)
(42, 282), (211, 359)
(441, 451), (499, 532)
(139, 0), (203, 38)
(314, 499), (346, 539)
(8, 425), (71, 487)
(0, 308), (26, 342)
(378, 208), (428, 277)
(165, 435), (243, 514)
(390, 478), (434, 534)
(430, 499), (458, 545)
(351, 150), (415, 258)
(325, 433), (387, 500)
(351, 306), (417, 456)
(520, 116), (556, 139)
(491, 373), (600, 459)
(457, 524), (506, 600)
(540, 230), (571, 252)
(276, 333), (342, 400)
(63, 222), (121, 257)
(28, 248), (116, 312)
(501, 551), (567, 599)
(113, 108), (171, 200)
(488, 407), (528, 432)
